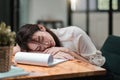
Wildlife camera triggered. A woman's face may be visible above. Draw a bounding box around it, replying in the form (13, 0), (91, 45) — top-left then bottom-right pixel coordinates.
(27, 31), (56, 52)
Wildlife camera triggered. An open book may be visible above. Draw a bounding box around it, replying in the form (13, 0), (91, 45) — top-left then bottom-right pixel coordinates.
(14, 52), (67, 66)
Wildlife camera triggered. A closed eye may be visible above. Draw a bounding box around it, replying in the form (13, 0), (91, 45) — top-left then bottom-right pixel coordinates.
(35, 46), (41, 51)
(35, 36), (43, 43)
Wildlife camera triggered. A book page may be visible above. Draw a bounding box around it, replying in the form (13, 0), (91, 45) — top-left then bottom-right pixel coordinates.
(14, 52), (67, 66)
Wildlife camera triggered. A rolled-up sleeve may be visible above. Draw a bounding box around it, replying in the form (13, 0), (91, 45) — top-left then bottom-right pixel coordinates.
(81, 50), (106, 66)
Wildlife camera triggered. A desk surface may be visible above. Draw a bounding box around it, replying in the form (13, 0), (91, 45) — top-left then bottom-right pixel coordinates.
(6, 60), (106, 80)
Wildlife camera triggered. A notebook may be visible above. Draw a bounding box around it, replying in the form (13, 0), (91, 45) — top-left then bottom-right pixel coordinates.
(0, 66), (29, 79)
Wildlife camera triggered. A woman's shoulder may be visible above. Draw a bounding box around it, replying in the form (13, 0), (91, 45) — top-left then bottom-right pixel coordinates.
(51, 26), (86, 37)
(60, 26), (80, 30)
(52, 26), (83, 32)
(51, 26), (86, 34)
(60, 26), (86, 34)
(51, 26), (78, 34)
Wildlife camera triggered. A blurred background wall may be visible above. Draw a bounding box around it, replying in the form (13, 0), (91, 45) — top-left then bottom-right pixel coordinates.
(0, 0), (120, 49)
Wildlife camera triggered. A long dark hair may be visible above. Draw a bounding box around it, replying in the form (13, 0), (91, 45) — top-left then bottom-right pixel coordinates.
(16, 24), (61, 51)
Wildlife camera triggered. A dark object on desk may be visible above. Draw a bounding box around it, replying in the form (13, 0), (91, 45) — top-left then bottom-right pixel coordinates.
(101, 35), (120, 80)
(59, 75), (110, 80)
(37, 20), (64, 29)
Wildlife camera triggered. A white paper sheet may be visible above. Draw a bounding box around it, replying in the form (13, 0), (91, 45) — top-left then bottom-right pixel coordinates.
(14, 52), (67, 66)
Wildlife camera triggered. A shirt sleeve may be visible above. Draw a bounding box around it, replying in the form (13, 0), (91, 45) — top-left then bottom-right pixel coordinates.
(72, 26), (105, 66)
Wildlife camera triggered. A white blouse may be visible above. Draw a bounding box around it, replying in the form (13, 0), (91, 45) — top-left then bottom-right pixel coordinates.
(51, 26), (105, 66)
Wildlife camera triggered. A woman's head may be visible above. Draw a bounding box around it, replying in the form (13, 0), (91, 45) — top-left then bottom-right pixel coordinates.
(16, 24), (61, 52)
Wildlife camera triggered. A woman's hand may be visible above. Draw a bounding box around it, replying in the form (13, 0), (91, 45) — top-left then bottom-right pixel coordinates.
(43, 47), (89, 62)
(53, 52), (75, 59)
(43, 47), (70, 55)
(43, 47), (75, 60)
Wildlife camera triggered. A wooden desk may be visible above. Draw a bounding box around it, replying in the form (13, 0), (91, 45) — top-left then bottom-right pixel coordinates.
(6, 60), (106, 80)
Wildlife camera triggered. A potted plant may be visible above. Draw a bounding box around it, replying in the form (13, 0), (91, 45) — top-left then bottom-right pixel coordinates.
(0, 22), (16, 72)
